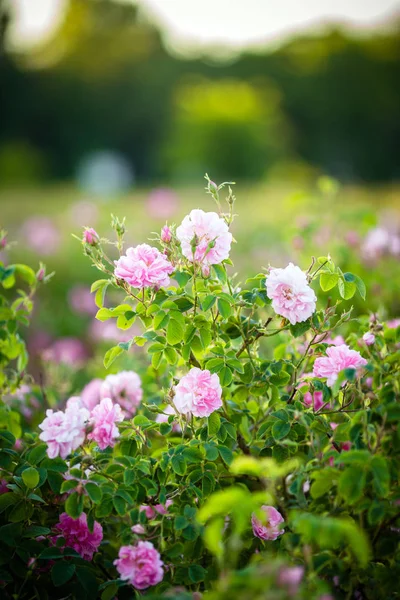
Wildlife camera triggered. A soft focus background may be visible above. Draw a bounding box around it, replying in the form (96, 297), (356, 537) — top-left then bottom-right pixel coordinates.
(1, 0), (399, 374)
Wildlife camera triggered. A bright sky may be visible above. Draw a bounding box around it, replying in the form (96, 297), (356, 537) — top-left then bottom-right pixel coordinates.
(10, 0), (399, 51)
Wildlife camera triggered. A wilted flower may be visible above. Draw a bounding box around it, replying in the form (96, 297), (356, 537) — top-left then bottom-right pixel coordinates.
(54, 512), (103, 560)
(39, 404), (89, 459)
(173, 368), (222, 418)
(88, 398), (124, 450)
(251, 505), (285, 541)
(266, 263), (316, 325)
(176, 209), (232, 266)
(313, 344), (367, 386)
(114, 541), (164, 589)
(114, 244), (174, 289)
(101, 371), (143, 417)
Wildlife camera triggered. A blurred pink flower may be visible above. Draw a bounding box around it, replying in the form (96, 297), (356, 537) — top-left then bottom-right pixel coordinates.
(387, 318), (400, 329)
(81, 378), (103, 411)
(21, 217), (60, 255)
(173, 368), (222, 418)
(278, 566), (304, 594)
(266, 263), (316, 325)
(313, 344), (367, 387)
(0, 479), (9, 494)
(156, 405), (181, 432)
(115, 244), (174, 289)
(362, 332), (375, 346)
(39, 404), (89, 459)
(42, 337), (88, 366)
(88, 398), (124, 450)
(345, 230), (360, 247)
(252, 505), (285, 541)
(101, 371), (143, 417)
(68, 285), (97, 316)
(70, 201), (99, 227)
(89, 318), (135, 343)
(55, 512), (103, 561)
(114, 541), (164, 589)
(176, 209), (232, 267)
(146, 188), (178, 219)
(131, 524), (146, 534)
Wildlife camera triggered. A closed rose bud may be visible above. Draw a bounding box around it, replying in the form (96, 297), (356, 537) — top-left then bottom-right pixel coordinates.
(161, 225), (172, 243)
(36, 267), (46, 281)
(363, 332), (375, 346)
(202, 265), (210, 278)
(83, 227), (99, 246)
(0, 236), (6, 248)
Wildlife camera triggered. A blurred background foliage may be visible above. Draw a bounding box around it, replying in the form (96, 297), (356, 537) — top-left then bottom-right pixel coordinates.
(0, 0), (399, 185)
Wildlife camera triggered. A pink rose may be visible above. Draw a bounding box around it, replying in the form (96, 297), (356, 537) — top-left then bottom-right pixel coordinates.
(54, 512), (103, 560)
(156, 405), (181, 432)
(161, 225), (172, 243)
(299, 376), (325, 411)
(173, 368), (222, 418)
(68, 285), (97, 316)
(114, 244), (174, 289)
(266, 263), (316, 325)
(362, 332), (375, 346)
(313, 344), (367, 387)
(88, 398), (124, 450)
(82, 227), (99, 246)
(251, 505), (285, 541)
(39, 404), (89, 459)
(42, 337), (88, 367)
(101, 371), (142, 417)
(114, 541), (164, 589)
(176, 209), (232, 266)
(81, 378), (103, 411)
(131, 524), (146, 534)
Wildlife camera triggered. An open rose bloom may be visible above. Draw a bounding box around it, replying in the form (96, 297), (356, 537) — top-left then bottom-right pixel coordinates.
(313, 344), (367, 386)
(252, 505), (285, 541)
(266, 263), (316, 325)
(114, 541), (164, 589)
(173, 368), (222, 418)
(39, 404), (89, 459)
(54, 512), (103, 561)
(101, 370), (143, 417)
(114, 243), (174, 289)
(176, 209), (232, 266)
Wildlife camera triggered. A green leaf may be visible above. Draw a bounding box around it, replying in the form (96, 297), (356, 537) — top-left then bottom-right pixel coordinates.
(167, 318), (184, 345)
(208, 412), (221, 436)
(370, 455), (390, 497)
(189, 564), (207, 583)
(22, 467), (39, 489)
(85, 482), (102, 504)
(27, 444), (47, 465)
(51, 562), (76, 587)
(171, 454), (187, 476)
(338, 466), (366, 504)
(65, 492), (84, 518)
(103, 345), (124, 369)
(202, 295), (216, 311)
(352, 274), (366, 300)
(338, 278), (356, 300)
(217, 298), (231, 319)
(320, 272), (339, 292)
(289, 320), (311, 338)
(218, 445), (233, 466)
(272, 421), (290, 440)
(219, 366), (232, 387)
(164, 346), (178, 365)
(212, 264), (227, 284)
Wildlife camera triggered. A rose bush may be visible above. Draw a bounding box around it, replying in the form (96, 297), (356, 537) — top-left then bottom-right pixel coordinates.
(0, 178), (399, 600)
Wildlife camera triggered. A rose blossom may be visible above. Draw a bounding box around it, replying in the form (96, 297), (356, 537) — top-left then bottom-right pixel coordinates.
(114, 541), (164, 589)
(82, 227), (99, 245)
(176, 209), (232, 266)
(131, 524), (146, 534)
(88, 398), (124, 450)
(313, 344), (367, 387)
(251, 505), (285, 541)
(101, 371), (142, 417)
(42, 337), (87, 366)
(266, 263), (316, 325)
(362, 332), (375, 346)
(81, 378), (103, 411)
(54, 512), (103, 560)
(173, 368), (222, 418)
(161, 225), (172, 243)
(114, 244), (174, 289)
(39, 404), (89, 459)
